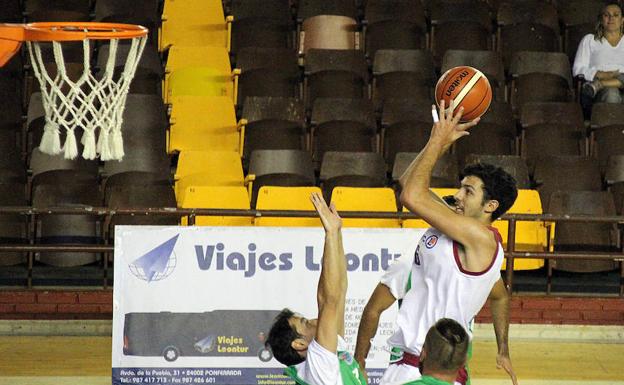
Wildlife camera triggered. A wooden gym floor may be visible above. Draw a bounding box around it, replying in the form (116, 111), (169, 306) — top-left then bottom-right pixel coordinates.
(0, 325), (623, 385)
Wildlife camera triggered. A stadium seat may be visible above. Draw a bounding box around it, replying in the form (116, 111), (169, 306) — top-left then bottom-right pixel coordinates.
(297, 0), (358, 22)
(165, 46), (236, 103)
(32, 183), (103, 267)
(604, 155), (624, 186)
(0, 0), (22, 22)
(320, 151), (386, 201)
(558, 0), (604, 62)
(381, 99), (433, 169)
(310, 98), (376, 165)
(496, 0), (561, 69)
(0, 70), (23, 132)
(25, 0), (91, 22)
(97, 43), (163, 95)
(106, 184), (180, 241)
(30, 148), (99, 188)
(330, 187), (400, 228)
(429, 1), (493, 66)
(610, 181), (624, 215)
(454, 101), (516, 162)
(363, 0), (427, 58)
(247, 149), (315, 208)
(463, 155), (531, 189)
(533, 156), (602, 212)
(299, 15), (360, 55)
(590, 103), (624, 171)
(548, 190), (619, 273)
(441, 50), (506, 102)
(509, 52), (574, 113)
(492, 189), (547, 270)
(365, 21), (427, 60)
(174, 150), (244, 202)
(372, 49), (435, 111)
(160, 0), (232, 49)
(168, 96), (243, 154)
(381, 99), (432, 169)
(254, 186), (322, 227)
(235, 47), (300, 106)
(94, 0), (161, 46)
(520, 102), (585, 173)
(0, 182), (28, 266)
(179, 185), (252, 226)
(392, 152), (459, 191)
(241, 97), (305, 165)
(230, 0), (293, 56)
(304, 49), (368, 110)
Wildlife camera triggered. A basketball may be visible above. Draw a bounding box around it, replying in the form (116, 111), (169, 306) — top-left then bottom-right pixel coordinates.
(434, 66), (492, 122)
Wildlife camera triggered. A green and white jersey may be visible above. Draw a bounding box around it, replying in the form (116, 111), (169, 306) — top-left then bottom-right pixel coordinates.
(284, 336), (366, 385)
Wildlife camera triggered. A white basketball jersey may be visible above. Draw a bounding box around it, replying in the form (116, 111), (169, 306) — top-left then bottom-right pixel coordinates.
(386, 227), (504, 355)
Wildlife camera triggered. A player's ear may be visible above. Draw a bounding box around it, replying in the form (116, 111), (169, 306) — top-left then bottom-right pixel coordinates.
(484, 199), (499, 215)
(291, 337), (309, 352)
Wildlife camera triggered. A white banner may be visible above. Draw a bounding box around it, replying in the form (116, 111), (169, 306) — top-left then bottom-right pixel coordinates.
(112, 226), (424, 385)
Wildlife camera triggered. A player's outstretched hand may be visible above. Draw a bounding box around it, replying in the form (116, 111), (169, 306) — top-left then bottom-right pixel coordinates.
(311, 192), (342, 233)
(430, 99), (480, 150)
(497, 352), (519, 385)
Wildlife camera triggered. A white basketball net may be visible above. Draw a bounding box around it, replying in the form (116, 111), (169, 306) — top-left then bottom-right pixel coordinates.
(27, 34), (147, 160)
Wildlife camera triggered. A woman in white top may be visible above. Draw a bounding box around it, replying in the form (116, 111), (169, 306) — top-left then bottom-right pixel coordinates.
(573, 1), (624, 103)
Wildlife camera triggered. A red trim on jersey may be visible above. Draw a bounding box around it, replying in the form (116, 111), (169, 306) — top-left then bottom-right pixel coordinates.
(452, 227), (501, 276)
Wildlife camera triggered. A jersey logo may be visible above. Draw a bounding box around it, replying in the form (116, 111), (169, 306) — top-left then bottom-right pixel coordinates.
(425, 235), (438, 249)
(338, 351), (353, 364)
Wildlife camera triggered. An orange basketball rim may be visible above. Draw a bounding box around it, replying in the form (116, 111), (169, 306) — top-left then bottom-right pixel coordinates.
(0, 22), (148, 66)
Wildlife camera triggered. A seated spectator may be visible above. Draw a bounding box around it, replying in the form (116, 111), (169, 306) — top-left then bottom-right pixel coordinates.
(573, 1), (624, 104)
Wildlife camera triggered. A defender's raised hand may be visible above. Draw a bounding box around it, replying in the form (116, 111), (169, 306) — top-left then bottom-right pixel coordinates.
(310, 192), (342, 233)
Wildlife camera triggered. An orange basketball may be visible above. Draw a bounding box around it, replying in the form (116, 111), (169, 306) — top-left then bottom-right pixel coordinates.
(434, 66), (492, 122)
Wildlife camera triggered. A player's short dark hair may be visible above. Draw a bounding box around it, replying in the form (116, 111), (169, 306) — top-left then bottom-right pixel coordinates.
(266, 308), (305, 366)
(461, 162), (518, 220)
(421, 318), (469, 373)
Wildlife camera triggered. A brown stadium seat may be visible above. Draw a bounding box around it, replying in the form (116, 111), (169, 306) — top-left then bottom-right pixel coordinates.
(372, 49), (435, 111)
(381, 98), (434, 169)
(310, 98), (376, 166)
(299, 15), (360, 55)
(605, 155), (624, 186)
(230, 0), (293, 56)
(97, 43), (163, 95)
(532, 156), (602, 212)
(496, 0), (561, 69)
(430, 1), (493, 66)
(26, 0), (91, 22)
(548, 190), (619, 273)
(0, 182), (28, 266)
(235, 47), (300, 106)
(0, 0), (22, 22)
(241, 97), (305, 165)
(558, 0), (605, 62)
(509, 52), (574, 113)
(441, 50), (506, 102)
(32, 183), (103, 267)
(320, 151), (386, 201)
(610, 181), (624, 215)
(94, 0), (161, 46)
(247, 149), (315, 208)
(297, 0), (358, 22)
(392, 152), (459, 189)
(520, 102), (585, 173)
(304, 49), (368, 110)
(30, 148), (99, 188)
(590, 103), (624, 172)
(464, 154), (531, 189)
(454, 101), (516, 162)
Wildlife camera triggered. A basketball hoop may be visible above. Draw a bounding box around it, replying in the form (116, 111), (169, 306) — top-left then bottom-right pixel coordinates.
(0, 22), (149, 160)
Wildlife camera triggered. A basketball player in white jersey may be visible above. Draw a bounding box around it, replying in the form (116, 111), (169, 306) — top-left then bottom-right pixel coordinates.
(355, 100), (518, 385)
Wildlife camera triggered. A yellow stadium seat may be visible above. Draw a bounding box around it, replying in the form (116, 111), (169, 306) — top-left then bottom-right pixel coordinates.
(180, 185), (252, 226)
(493, 189), (546, 270)
(164, 46), (236, 102)
(255, 186), (323, 227)
(331, 187), (400, 228)
(161, 0), (232, 49)
(401, 188), (456, 228)
(168, 96), (244, 154)
(175, 150), (244, 201)
(166, 67), (237, 104)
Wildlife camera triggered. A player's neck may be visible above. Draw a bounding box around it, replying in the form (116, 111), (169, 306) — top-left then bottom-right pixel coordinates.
(421, 369), (457, 384)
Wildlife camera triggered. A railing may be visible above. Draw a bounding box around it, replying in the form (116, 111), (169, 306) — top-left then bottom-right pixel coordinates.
(0, 207), (622, 295)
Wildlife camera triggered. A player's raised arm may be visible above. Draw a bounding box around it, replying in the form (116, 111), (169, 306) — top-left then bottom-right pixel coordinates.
(310, 192), (347, 353)
(399, 101), (492, 256)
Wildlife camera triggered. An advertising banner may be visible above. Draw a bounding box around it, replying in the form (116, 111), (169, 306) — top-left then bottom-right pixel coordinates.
(112, 226), (424, 385)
